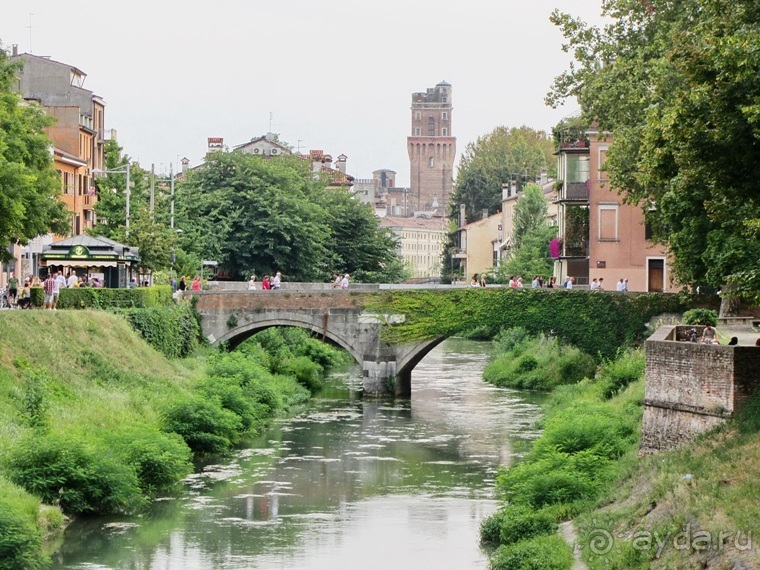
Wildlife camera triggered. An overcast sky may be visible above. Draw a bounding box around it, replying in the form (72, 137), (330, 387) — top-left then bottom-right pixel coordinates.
(2, 0), (605, 184)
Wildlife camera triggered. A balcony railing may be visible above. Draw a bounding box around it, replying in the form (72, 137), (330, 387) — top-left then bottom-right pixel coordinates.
(560, 181), (590, 202)
(562, 242), (588, 258)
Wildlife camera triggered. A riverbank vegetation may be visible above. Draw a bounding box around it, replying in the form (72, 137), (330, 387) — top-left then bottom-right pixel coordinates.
(0, 311), (347, 569)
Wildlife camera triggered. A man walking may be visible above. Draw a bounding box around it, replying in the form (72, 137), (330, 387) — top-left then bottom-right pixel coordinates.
(8, 272), (18, 306)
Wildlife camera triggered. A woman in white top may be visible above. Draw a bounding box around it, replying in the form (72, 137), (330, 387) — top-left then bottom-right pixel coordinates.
(247, 276), (257, 290)
(341, 274), (350, 289)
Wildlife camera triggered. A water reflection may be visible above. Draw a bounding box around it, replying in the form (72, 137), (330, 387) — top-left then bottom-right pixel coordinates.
(50, 339), (546, 570)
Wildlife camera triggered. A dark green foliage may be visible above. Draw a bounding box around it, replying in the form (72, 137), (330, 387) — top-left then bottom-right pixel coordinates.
(371, 289), (685, 360)
(162, 397), (243, 454)
(58, 286), (173, 309)
(0, 501), (44, 570)
(29, 287), (44, 308)
(283, 356), (323, 393)
(460, 324), (500, 340)
(682, 308), (718, 327)
(594, 349), (645, 398)
(481, 505), (556, 546)
(120, 304), (200, 358)
(6, 432), (146, 515)
(19, 367), (49, 429)
(484, 333), (597, 391)
(490, 534), (574, 570)
(106, 429), (192, 496)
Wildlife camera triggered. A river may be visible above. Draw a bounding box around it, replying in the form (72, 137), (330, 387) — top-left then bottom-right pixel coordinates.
(49, 338), (546, 570)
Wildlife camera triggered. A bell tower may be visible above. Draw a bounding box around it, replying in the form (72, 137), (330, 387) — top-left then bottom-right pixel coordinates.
(407, 81), (456, 215)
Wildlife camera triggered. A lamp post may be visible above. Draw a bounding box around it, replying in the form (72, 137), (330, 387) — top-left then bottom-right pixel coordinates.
(92, 160), (131, 238)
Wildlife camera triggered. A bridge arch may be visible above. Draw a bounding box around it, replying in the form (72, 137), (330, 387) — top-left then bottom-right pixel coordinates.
(214, 317), (365, 365)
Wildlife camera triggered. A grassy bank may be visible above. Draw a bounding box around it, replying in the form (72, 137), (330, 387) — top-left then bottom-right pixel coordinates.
(0, 311), (345, 569)
(481, 339), (760, 569)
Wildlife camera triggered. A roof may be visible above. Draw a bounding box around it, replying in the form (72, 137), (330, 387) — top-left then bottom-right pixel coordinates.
(379, 216), (448, 230)
(41, 235), (140, 262)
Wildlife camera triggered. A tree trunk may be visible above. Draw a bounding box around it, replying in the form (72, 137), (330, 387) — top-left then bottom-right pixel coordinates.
(718, 280), (741, 318)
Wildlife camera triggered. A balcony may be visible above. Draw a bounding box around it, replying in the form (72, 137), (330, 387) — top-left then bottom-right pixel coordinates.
(557, 181), (590, 203)
(561, 241), (588, 258)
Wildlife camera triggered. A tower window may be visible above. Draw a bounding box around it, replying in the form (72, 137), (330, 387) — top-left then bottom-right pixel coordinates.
(415, 111), (421, 120)
(442, 128), (448, 136)
(415, 127), (421, 136)
(442, 111), (448, 121)
(428, 117), (435, 136)
(429, 156), (434, 167)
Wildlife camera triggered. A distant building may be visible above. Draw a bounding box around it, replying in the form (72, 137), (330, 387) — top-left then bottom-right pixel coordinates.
(379, 216), (447, 279)
(407, 81), (455, 216)
(453, 209), (502, 283)
(12, 47), (105, 237)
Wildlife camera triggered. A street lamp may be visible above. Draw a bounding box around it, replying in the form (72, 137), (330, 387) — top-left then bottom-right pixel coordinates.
(92, 160), (131, 238)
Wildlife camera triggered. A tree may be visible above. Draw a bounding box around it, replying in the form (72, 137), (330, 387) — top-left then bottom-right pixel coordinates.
(548, 0), (760, 312)
(174, 151), (406, 282)
(125, 210), (179, 275)
(493, 184), (556, 282)
(449, 126), (556, 225)
(91, 138), (150, 241)
(0, 46), (69, 257)
(441, 126), (555, 283)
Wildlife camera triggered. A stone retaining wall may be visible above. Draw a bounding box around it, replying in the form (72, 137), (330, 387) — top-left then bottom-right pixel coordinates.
(641, 325), (760, 454)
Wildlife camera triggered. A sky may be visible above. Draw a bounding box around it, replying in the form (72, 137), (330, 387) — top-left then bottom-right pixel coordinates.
(1, 0), (606, 185)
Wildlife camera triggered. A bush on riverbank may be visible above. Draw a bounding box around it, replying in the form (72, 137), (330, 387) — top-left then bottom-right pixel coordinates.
(481, 348), (646, 566)
(0, 311), (346, 566)
(57, 286), (173, 309)
(483, 328), (597, 390)
(490, 534), (574, 570)
(119, 304), (201, 358)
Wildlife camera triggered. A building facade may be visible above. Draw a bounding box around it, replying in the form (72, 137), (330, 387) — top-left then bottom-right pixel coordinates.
(379, 216), (447, 279)
(407, 81), (456, 216)
(553, 129), (676, 291)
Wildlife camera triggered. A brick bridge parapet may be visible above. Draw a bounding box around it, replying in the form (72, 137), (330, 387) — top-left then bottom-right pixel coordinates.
(641, 325), (760, 455)
(187, 289), (443, 396)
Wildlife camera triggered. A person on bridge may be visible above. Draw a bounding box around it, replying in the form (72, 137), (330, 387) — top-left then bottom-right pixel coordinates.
(262, 275), (271, 290)
(341, 274), (350, 289)
(332, 274), (342, 288)
(248, 275), (257, 290)
(272, 272), (282, 289)
(191, 276), (201, 291)
(470, 274), (480, 287)
(480, 273), (487, 288)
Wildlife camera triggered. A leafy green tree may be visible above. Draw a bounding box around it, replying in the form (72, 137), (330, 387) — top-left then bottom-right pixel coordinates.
(126, 209), (179, 275)
(174, 151), (406, 282)
(441, 126), (555, 282)
(494, 184), (556, 282)
(91, 138), (151, 241)
(0, 47), (69, 257)
(548, 0), (760, 312)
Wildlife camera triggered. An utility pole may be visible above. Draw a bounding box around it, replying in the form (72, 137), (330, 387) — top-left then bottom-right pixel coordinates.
(150, 163), (155, 218)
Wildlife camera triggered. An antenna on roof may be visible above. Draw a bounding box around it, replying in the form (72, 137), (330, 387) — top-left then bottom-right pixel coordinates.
(269, 112), (273, 132)
(27, 13), (36, 53)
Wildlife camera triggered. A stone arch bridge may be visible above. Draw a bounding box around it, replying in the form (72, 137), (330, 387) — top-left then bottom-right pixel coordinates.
(188, 288), (443, 396)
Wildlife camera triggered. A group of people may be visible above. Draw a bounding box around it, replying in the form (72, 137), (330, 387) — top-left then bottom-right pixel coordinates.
(247, 272), (282, 291)
(177, 275), (203, 292)
(3, 271), (107, 311)
(588, 277), (629, 291)
(331, 274), (350, 289)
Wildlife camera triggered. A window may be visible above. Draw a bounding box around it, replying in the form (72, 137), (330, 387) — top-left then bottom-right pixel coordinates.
(415, 127), (421, 136)
(442, 111), (448, 121)
(566, 155), (590, 184)
(428, 117), (435, 136)
(598, 205), (618, 240)
(415, 111), (421, 120)
(429, 156), (434, 168)
(442, 128), (448, 136)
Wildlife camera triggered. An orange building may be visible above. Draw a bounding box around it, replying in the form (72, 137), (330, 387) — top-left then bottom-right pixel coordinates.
(553, 128), (677, 292)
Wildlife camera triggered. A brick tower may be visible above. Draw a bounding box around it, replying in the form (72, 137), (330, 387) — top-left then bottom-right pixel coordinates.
(407, 81), (456, 215)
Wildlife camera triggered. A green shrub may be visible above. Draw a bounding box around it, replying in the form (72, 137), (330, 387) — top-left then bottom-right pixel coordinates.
(29, 287), (44, 308)
(0, 477), (46, 570)
(201, 377), (261, 432)
(107, 429), (192, 495)
(682, 308), (718, 326)
(480, 504), (556, 546)
(461, 324), (499, 340)
(283, 356), (324, 392)
(58, 286), (173, 309)
(120, 304), (200, 358)
(490, 534), (574, 570)
(6, 432), (146, 515)
(493, 327), (529, 353)
(595, 349), (645, 398)
(162, 397), (243, 454)
(484, 334), (596, 391)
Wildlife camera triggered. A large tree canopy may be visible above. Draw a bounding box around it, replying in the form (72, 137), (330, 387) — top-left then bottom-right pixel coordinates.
(0, 47), (68, 255)
(548, 0), (760, 300)
(449, 125), (555, 225)
(174, 151), (406, 282)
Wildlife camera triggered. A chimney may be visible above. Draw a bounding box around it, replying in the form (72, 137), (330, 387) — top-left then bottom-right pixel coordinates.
(335, 154), (347, 173)
(482, 209), (488, 220)
(12, 44), (18, 57)
(181, 157), (190, 175)
(510, 181), (517, 196)
(502, 183), (510, 201)
(459, 204), (466, 227)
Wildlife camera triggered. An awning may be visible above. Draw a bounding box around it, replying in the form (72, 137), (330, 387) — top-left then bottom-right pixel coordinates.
(45, 260), (120, 268)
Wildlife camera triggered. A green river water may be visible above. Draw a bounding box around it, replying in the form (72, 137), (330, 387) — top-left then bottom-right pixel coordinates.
(49, 338), (546, 570)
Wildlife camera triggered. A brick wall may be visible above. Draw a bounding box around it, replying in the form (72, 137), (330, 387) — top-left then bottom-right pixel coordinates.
(641, 325), (760, 454)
